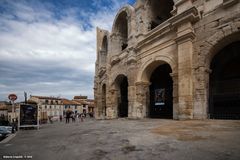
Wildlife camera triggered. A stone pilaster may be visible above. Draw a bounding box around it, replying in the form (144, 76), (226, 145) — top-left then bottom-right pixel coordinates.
(135, 1), (147, 41)
(134, 81), (150, 118)
(175, 22), (195, 120)
(170, 73), (179, 120)
(107, 89), (118, 119)
(127, 60), (137, 118)
(110, 33), (121, 55)
(193, 66), (210, 119)
(174, 0), (197, 120)
(128, 85), (136, 118)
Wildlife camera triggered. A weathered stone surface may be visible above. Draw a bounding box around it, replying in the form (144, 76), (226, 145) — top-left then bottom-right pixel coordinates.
(94, 0), (240, 120)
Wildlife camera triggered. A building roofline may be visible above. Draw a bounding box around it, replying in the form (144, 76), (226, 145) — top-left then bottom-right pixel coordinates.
(31, 95), (63, 100)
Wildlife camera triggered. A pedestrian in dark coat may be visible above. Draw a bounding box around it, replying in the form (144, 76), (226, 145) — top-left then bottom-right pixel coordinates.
(66, 111), (70, 124)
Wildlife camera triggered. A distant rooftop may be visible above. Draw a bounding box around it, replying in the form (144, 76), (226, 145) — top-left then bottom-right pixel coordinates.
(31, 95), (63, 100)
(62, 99), (82, 105)
(73, 96), (88, 100)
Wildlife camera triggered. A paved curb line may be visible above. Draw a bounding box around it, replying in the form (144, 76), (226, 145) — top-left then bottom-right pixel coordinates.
(0, 133), (17, 144)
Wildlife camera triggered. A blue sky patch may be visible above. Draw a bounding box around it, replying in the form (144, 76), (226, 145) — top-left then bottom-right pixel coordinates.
(0, 0), (136, 101)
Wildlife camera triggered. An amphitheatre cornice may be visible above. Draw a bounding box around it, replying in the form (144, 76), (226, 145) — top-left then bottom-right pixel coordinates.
(136, 6), (200, 50)
(170, 6), (200, 27)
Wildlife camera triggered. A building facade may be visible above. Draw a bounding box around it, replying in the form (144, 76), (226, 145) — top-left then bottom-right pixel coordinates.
(30, 96), (64, 119)
(86, 99), (95, 114)
(62, 99), (85, 115)
(0, 101), (20, 123)
(73, 96), (91, 114)
(94, 0), (240, 120)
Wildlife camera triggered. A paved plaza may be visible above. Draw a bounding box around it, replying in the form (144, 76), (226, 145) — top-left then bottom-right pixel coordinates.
(0, 118), (240, 160)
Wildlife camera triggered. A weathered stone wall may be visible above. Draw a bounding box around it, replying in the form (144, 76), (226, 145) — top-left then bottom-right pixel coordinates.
(94, 0), (240, 120)
(193, 0), (240, 119)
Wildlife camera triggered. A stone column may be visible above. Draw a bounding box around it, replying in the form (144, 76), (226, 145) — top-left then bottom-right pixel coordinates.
(93, 84), (99, 119)
(110, 33), (121, 55)
(128, 85), (136, 118)
(107, 89), (118, 119)
(175, 22), (195, 120)
(193, 66), (210, 119)
(170, 73), (179, 120)
(135, 81), (150, 118)
(94, 85), (104, 120)
(127, 50), (137, 118)
(135, 1), (148, 41)
(173, 0), (199, 120)
(127, 14), (136, 47)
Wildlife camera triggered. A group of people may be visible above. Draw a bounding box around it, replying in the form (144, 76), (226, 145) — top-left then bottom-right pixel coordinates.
(65, 111), (86, 124)
(47, 111), (87, 124)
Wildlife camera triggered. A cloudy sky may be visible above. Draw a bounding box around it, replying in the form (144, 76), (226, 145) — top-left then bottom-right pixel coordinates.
(0, 0), (136, 102)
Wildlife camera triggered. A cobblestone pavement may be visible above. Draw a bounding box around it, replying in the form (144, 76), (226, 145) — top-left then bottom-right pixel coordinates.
(0, 118), (240, 160)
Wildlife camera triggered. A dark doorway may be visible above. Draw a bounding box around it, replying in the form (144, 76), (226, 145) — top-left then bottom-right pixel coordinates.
(114, 11), (128, 51)
(209, 41), (240, 119)
(102, 84), (107, 116)
(118, 76), (128, 117)
(149, 0), (174, 30)
(149, 64), (173, 118)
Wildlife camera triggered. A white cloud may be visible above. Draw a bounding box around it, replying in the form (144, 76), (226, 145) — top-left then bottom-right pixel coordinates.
(0, 0), (131, 101)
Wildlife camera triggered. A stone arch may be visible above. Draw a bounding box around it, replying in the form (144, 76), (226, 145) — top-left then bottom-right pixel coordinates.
(101, 36), (108, 51)
(96, 28), (108, 65)
(113, 74), (129, 118)
(111, 5), (135, 52)
(112, 74), (129, 94)
(197, 25), (240, 119)
(145, 0), (174, 30)
(202, 29), (240, 70)
(101, 83), (107, 117)
(137, 55), (177, 83)
(99, 35), (108, 66)
(112, 5), (135, 34)
(209, 41), (240, 119)
(111, 72), (128, 88)
(136, 55), (178, 119)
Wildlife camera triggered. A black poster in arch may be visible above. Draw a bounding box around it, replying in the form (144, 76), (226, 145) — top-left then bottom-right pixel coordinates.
(20, 104), (38, 126)
(149, 64), (173, 118)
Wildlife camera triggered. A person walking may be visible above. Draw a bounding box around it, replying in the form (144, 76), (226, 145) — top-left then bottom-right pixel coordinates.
(72, 114), (75, 123)
(49, 116), (53, 124)
(66, 111), (70, 124)
(60, 115), (63, 122)
(80, 113), (84, 122)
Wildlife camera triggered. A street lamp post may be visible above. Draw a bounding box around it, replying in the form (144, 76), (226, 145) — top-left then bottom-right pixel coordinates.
(8, 94), (17, 133)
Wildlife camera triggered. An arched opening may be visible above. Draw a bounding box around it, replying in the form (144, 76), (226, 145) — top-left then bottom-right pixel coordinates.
(114, 11), (128, 51)
(102, 84), (107, 116)
(115, 75), (129, 117)
(102, 36), (108, 52)
(100, 36), (108, 66)
(149, 64), (173, 118)
(148, 0), (174, 30)
(209, 41), (240, 119)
